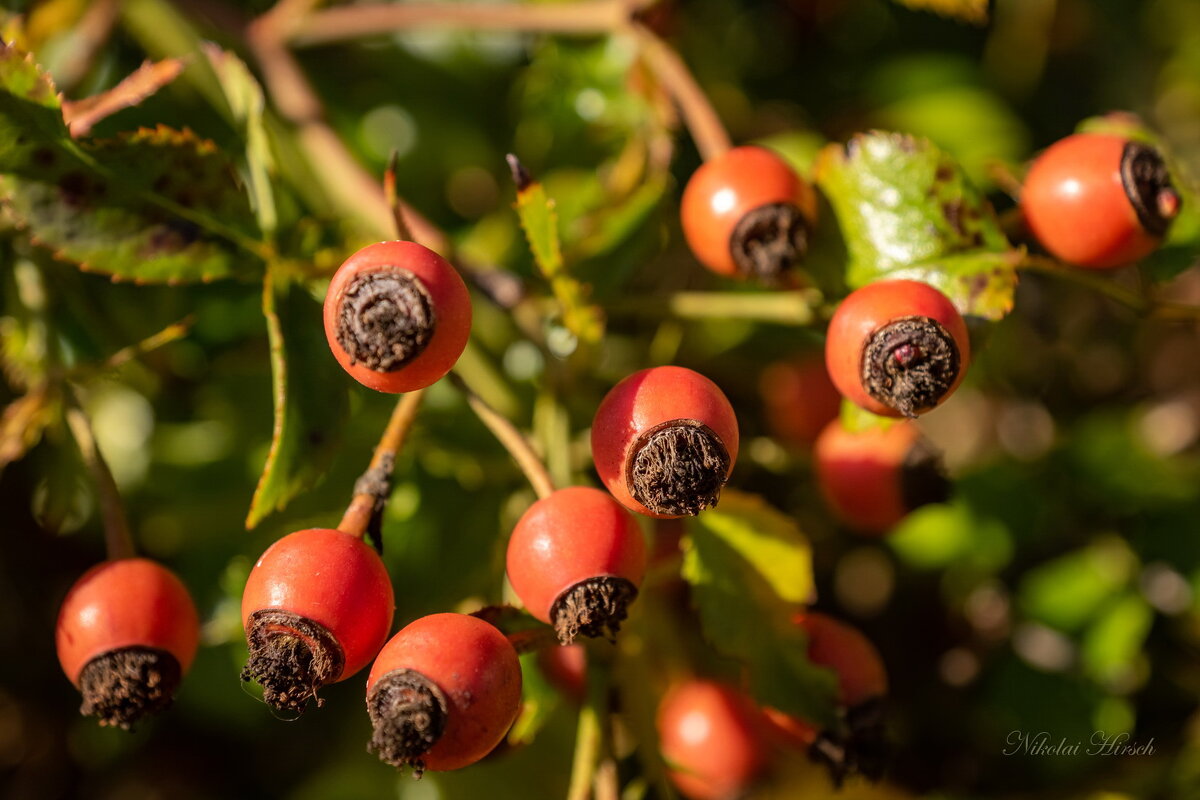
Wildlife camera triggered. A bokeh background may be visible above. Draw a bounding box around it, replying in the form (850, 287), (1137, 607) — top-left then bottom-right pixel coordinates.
(2, 0), (1200, 798)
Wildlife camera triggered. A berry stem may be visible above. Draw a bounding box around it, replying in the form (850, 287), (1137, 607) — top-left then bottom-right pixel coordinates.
(383, 150), (414, 242)
(63, 388), (136, 561)
(567, 655), (609, 800)
(631, 23), (732, 161)
(448, 371), (556, 500)
(338, 390), (426, 540)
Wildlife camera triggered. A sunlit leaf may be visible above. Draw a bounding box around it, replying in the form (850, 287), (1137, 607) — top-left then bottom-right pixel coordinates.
(0, 43), (261, 283)
(512, 163), (604, 345)
(202, 44), (277, 235)
(815, 131), (1018, 319)
(1082, 592), (1152, 686)
(1018, 538), (1136, 632)
(889, 500), (1013, 571)
(683, 490), (837, 727)
(245, 267), (348, 528)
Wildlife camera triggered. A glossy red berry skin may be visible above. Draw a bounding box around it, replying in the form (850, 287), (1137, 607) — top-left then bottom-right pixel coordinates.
(796, 612), (887, 707)
(323, 240), (472, 393)
(57, 558), (199, 686)
(367, 613), (522, 772)
(760, 355), (843, 448)
(1022, 133), (1174, 269)
(242, 528), (394, 681)
(591, 366), (739, 518)
(814, 419), (947, 534)
(681, 146), (817, 278)
(825, 279), (970, 417)
(506, 487), (647, 623)
(657, 680), (768, 800)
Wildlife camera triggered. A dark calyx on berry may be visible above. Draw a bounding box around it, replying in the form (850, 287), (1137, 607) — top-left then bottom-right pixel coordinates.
(241, 609), (345, 714)
(862, 316), (961, 417)
(551, 576), (639, 645)
(336, 268), (436, 372)
(900, 437), (951, 511)
(729, 202), (809, 283)
(1121, 141), (1181, 237)
(78, 646), (181, 729)
(809, 696), (888, 787)
(627, 420), (731, 516)
(367, 668), (449, 776)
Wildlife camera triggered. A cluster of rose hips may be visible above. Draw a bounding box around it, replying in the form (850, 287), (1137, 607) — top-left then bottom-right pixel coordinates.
(52, 125), (1180, 795)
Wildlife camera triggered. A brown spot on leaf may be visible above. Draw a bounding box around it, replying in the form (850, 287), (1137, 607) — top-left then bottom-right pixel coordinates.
(32, 147), (55, 168)
(942, 200), (966, 237)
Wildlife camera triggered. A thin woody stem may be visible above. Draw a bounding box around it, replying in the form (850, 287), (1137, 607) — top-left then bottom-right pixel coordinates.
(631, 23), (732, 161)
(448, 372), (556, 500)
(64, 389), (136, 561)
(1019, 254), (1200, 322)
(338, 389), (426, 539)
(287, 0), (635, 46)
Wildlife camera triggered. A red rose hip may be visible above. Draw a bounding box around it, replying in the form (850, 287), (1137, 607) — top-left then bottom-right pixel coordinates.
(56, 558), (199, 728)
(825, 280), (970, 417)
(760, 354), (843, 448)
(591, 366), (739, 518)
(324, 240), (472, 393)
(241, 528), (394, 713)
(366, 613), (522, 774)
(814, 419), (949, 534)
(506, 487), (647, 644)
(797, 611), (888, 708)
(681, 145), (818, 282)
(1022, 133), (1180, 269)
(657, 679), (767, 800)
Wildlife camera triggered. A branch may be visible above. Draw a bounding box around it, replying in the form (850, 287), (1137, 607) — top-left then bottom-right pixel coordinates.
(64, 389), (136, 560)
(338, 390), (426, 541)
(1018, 254), (1200, 322)
(631, 23), (731, 161)
(448, 372), (556, 500)
(607, 289), (823, 325)
(289, 0), (634, 47)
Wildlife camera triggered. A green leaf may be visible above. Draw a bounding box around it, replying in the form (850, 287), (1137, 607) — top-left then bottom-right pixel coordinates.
(0, 42), (66, 171)
(2, 125), (261, 282)
(815, 131), (1018, 319)
(890, 0), (988, 24)
(245, 267), (349, 528)
(889, 500), (1013, 571)
(513, 171), (605, 345)
(202, 44), (277, 235)
(1082, 592), (1153, 686)
(0, 44), (262, 282)
(1018, 538), (1137, 633)
(682, 490), (837, 727)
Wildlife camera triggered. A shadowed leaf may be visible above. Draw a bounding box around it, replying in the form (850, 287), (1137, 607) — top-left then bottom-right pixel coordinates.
(245, 266), (349, 528)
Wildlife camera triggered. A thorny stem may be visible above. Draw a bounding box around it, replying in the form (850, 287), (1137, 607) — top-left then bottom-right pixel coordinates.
(448, 372), (556, 500)
(337, 389), (426, 540)
(64, 389), (136, 561)
(631, 23), (732, 161)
